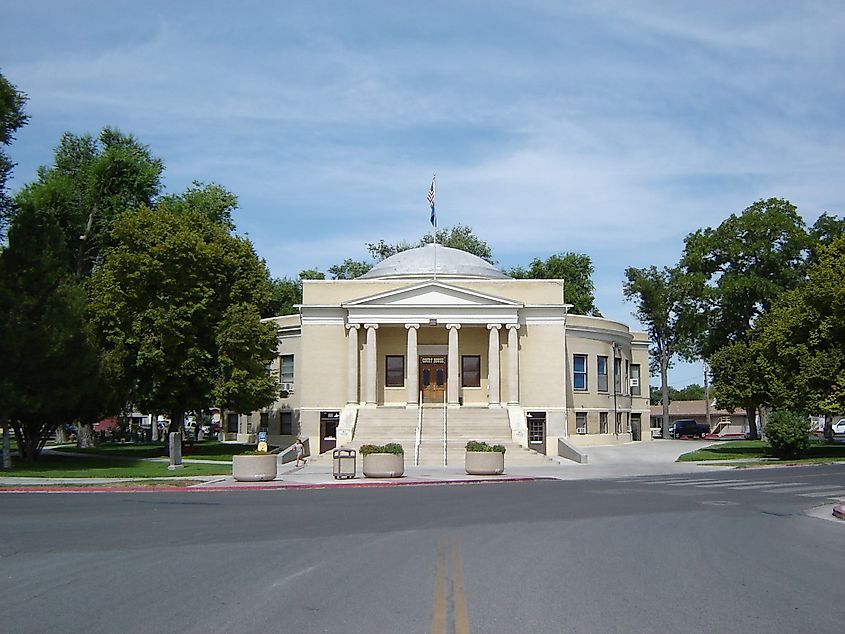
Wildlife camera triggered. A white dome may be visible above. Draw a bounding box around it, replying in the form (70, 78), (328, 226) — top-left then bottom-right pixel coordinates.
(358, 244), (509, 280)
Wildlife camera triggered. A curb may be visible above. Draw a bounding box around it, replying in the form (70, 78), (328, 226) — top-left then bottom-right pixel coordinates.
(834, 504), (845, 521)
(0, 475), (552, 494)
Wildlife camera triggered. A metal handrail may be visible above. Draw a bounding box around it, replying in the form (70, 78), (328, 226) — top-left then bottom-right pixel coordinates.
(443, 389), (448, 466)
(414, 390), (423, 466)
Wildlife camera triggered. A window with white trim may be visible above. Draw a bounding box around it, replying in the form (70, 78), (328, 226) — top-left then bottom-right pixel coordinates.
(576, 412), (588, 434)
(573, 354), (588, 391)
(630, 364), (641, 396)
(597, 356), (608, 392)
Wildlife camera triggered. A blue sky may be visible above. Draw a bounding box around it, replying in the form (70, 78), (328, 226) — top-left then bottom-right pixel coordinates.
(3, 1), (844, 388)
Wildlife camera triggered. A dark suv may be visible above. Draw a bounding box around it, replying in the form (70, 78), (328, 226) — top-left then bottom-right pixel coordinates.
(670, 419), (710, 439)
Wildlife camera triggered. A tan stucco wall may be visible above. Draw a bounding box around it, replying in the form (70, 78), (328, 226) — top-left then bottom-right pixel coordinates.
(518, 325), (566, 409)
(303, 278), (566, 305)
(300, 323), (347, 410)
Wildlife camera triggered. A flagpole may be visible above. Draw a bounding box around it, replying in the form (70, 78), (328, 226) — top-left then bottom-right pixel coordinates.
(428, 173), (437, 281)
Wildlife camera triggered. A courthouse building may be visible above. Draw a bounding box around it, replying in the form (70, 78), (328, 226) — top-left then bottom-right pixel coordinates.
(228, 244), (651, 463)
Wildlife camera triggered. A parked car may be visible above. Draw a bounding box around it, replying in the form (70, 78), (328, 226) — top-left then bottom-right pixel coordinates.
(833, 419), (845, 435)
(670, 419), (710, 439)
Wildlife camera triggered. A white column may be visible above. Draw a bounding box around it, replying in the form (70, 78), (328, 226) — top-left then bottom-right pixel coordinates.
(487, 324), (501, 406)
(446, 324), (461, 405)
(364, 323), (379, 405)
(346, 324), (360, 404)
(405, 324), (419, 406)
(507, 324), (520, 405)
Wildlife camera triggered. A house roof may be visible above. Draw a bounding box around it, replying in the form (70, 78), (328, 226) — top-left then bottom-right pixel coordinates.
(649, 400), (738, 417)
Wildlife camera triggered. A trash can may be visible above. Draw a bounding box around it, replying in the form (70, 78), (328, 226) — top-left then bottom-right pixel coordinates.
(332, 448), (356, 479)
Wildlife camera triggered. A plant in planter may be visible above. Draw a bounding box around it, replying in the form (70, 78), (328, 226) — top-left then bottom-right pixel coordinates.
(360, 443), (404, 478)
(232, 449), (277, 482)
(465, 440), (506, 475)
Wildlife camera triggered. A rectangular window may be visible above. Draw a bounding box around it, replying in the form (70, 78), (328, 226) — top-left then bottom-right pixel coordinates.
(597, 356), (608, 392)
(615, 412), (622, 434)
(630, 364), (641, 396)
(625, 413), (631, 433)
(385, 355), (405, 387)
(576, 412), (588, 434)
(259, 412), (269, 432)
(280, 355), (294, 383)
(600, 412), (608, 434)
(614, 357), (622, 393)
(461, 355), (481, 387)
(573, 354), (588, 391)
(227, 412), (239, 433)
(280, 411), (292, 436)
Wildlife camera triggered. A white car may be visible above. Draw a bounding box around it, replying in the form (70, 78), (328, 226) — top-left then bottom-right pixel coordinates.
(833, 419), (845, 435)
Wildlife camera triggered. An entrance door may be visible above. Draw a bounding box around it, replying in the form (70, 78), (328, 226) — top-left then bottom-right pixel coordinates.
(419, 356), (447, 404)
(527, 411), (547, 454)
(320, 411), (339, 454)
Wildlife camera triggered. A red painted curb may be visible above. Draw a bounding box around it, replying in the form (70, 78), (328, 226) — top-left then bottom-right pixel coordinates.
(833, 504), (845, 520)
(0, 476), (551, 494)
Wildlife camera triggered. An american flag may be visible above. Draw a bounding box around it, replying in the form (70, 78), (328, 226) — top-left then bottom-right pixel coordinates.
(427, 175), (436, 226)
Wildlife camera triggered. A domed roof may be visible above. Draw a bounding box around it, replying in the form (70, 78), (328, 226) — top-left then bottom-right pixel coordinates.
(358, 244), (509, 280)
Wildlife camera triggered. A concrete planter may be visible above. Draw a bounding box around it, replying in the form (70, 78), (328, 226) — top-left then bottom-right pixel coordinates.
(465, 451), (505, 475)
(362, 453), (404, 478)
(232, 454), (277, 482)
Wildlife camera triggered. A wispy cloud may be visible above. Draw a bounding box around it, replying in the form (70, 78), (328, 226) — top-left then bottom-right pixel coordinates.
(2, 1), (843, 384)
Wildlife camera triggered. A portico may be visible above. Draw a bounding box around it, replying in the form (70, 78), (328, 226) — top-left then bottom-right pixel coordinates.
(340, 280), (525, 409)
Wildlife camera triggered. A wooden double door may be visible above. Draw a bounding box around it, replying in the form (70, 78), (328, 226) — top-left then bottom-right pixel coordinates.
(419, 356), (447, 404)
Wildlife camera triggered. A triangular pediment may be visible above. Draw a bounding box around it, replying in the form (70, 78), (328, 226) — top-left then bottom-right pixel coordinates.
(343, 281), (521, 308)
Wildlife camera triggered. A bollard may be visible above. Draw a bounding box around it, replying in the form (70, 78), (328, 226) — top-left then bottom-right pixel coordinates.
(168, 431), (183, 470)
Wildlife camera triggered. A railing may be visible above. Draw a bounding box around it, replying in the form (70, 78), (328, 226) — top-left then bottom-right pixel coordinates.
(443, 389), (448, 466)
(414, 390), (423, 466)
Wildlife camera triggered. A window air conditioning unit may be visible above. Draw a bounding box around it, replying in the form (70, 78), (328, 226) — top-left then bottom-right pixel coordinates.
(629, 378), (640, 388)
(280, 382), (295, 393)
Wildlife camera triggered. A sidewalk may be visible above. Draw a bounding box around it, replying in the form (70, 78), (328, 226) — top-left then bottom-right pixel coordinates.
(0, 440), (734, 490)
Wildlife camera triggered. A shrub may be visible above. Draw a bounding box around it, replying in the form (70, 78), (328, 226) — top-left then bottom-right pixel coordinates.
(765, 410), (811, 459)
(241, 450), (270, 456)
(360, 443), (404, 456)
(465, 440), (506, 454)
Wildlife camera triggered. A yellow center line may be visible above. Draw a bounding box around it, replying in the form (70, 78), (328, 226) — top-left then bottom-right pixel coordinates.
(432, 536), (447, 634)
(432, 536), (471, 634)
(452, 536), (470, 634)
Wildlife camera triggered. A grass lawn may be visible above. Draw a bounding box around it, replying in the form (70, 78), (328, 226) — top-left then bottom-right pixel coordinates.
(51, 440), (254, 461)
(3, 454), (232, 478)
(679, 440), (845, 463)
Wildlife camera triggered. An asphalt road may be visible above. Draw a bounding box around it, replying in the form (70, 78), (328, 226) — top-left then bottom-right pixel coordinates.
(2, 464), (844, 633)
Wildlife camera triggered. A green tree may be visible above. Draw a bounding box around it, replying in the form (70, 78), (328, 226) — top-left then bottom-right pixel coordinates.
(754, 235), (845, 439)
(623, 266), (694, 438)
(14, 128), (163, 281)
(708, 340), (768, 436)
(0, 205), (105, 462)
(679, 198), (811, 438)
(764, 410), (811, 459)
(675, 384), (706, 401)
(156, 181), (237, 230)
(0, 71), (29, 238)
(648, 384), (706, 405)
(298, 268), (325, 280)
(267, 277), (302, 317)
(328, 259), (372, 280)
(512, 252), (600, 316)
(87, 206), (277, 452)
(366, 238), (417, 262)
(366, 224), (494, 263)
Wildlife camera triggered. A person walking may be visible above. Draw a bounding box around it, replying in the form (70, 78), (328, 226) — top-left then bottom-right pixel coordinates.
(294, 437), (306, 467)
